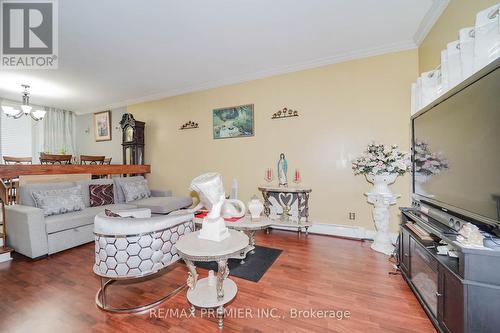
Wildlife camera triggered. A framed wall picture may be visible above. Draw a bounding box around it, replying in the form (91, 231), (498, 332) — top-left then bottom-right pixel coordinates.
(94, 110), (112, 142)
(213, 104), (254, 139)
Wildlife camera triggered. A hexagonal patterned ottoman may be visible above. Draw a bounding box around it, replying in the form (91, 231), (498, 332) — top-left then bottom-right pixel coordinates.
(94, 209), (194, 279)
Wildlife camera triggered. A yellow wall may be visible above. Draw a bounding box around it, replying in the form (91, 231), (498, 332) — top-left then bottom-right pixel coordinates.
(128, 49), (418, 232)
(419, 0), (499, 73)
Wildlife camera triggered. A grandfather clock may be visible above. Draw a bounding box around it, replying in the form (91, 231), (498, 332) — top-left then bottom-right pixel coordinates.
(120, 113), (145, 165)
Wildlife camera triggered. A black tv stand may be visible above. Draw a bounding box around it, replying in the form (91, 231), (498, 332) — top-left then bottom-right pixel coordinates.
(399, 208), (500, 333)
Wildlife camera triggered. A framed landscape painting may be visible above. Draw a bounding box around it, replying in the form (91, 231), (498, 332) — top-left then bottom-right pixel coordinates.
(94, 110), (112, 142)
(213, 104), (254, 139)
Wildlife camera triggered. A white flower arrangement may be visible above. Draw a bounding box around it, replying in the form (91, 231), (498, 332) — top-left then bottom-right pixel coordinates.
(352, 143), (410, 176)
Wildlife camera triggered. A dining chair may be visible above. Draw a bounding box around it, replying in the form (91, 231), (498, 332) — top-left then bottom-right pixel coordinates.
(80, 155), (106, 165)
(40, 153), (72, 165)
(3, 156), (32, 165)
(2, 156), (32, 204)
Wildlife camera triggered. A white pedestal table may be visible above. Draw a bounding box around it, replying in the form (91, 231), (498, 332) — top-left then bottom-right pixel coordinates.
(175, 230), (249, 329)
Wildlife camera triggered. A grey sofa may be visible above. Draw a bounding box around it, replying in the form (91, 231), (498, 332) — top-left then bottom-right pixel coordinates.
(6, 176), (192, 259)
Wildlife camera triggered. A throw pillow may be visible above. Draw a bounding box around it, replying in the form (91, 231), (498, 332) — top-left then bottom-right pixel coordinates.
(104, 209), (134, 218)
(105, 209), (121, 217)
(90, 184), (114, 207)
(32, 186), (86, 216)
(121, 179), (151, 203)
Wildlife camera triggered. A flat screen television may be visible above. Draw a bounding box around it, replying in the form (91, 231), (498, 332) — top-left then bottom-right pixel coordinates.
(412, 59), (500, 230)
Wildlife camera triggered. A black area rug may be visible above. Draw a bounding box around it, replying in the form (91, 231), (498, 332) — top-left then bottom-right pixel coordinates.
(194, 245), (282, 282)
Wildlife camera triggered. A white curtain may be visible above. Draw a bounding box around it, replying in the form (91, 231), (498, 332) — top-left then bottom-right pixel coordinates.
(42, 108), (76, 155)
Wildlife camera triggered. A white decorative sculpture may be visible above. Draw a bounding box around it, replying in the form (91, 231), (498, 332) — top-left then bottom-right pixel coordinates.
(208, 270), (215, 286)
(459, 27), (475, 79)
(411, 4), (500, 114)
(230, 178), (238, 199)
(440, 49), (449, 92)
(221, 199), (246, 219)
(190, 173), (230, 242)
(247, 195), (264, 219)
(420, 69), (440, 107)
(474, 4), (500, 71)
(457, 223), (485, 248)
(365, 174), (400, 255)
(277, 153), (288, 187)
(190, 173), (245, 242)
(446, 40), (462, 88)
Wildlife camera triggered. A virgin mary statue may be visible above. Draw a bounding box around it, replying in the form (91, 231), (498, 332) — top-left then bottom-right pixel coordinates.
(277, 153), (288, 187)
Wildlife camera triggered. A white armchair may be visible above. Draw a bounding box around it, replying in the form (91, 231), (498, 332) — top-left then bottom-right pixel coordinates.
(93, 208), (194, 312)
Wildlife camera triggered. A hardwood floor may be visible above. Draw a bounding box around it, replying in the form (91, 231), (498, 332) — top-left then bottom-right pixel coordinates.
(0, 230), (435, 333)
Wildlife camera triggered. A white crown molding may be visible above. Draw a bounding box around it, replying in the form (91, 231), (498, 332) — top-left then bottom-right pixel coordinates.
(75, 39), (417, 114)
(413, 0), (450, 46)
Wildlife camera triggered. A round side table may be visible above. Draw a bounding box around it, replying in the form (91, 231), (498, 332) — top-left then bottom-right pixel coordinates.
(194, 215), (272, 263)
(175, 230), (248, 329)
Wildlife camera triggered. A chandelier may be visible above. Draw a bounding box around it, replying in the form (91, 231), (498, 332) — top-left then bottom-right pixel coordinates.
(1, 85), (46, 121)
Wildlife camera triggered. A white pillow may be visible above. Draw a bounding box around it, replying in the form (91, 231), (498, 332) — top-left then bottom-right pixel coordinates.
(121, 179), (151, 203)
(32, 185), (86, 216)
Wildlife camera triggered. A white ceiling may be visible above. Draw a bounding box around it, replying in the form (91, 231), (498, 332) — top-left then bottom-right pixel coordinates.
(0, 0), (448, 114)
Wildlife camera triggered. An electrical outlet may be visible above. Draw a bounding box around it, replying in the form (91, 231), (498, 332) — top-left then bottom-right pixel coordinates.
(348, 212), (356, 220)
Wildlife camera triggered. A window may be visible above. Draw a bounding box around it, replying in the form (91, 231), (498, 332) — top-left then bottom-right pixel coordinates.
(0, 111), (33, 161)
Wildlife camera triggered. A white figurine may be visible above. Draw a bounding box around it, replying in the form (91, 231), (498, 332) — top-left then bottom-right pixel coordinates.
(190, 173), (245, 241)
(277, 153), (288, 187)
(247, 195), (264, 219)
(221, 199), (246, 219)
(457, 223), (485, 248)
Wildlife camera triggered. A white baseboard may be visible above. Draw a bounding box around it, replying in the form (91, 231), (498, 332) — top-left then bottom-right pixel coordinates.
(363, 228), (399, 244)
(308, 223), (369, 239)
(272, 222), (398, 243)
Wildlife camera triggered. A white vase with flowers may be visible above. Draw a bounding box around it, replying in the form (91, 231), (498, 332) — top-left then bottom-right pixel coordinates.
(352, 143), (410, 255)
